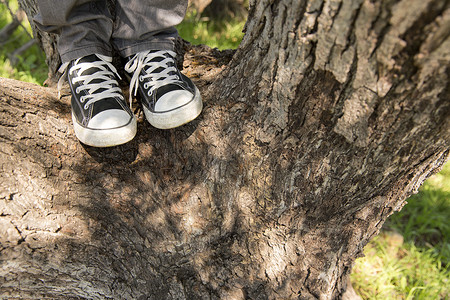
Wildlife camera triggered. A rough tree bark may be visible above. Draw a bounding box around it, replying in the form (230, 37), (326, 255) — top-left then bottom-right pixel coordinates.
(1, 0), (449, 299)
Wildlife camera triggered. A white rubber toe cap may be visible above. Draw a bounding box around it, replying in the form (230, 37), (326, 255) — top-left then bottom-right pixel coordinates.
(88, 109), (133, 129)
(155, 90), (192, 112)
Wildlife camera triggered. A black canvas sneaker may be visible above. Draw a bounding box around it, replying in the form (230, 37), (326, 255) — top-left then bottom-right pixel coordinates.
(65, 54), (137, 147)
(124, 50), (202, 129)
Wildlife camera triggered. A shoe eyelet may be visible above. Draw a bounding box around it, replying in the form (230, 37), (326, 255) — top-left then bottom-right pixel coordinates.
(80, 96), (85, 103)
(139, 75), (144, 82)
(147, 91), (152, 96)
(76, 87), (80, 93)
(84, 104), (88, 110)
(144, 83), (149, 89)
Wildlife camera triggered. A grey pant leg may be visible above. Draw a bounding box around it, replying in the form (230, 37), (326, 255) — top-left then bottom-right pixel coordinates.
(33, 0), (113, 63)
(112, 0), (188, 57)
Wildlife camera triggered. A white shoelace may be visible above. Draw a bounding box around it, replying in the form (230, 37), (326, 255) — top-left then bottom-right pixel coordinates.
(124, 50), (180, 104)
(58, 54), (124, 109)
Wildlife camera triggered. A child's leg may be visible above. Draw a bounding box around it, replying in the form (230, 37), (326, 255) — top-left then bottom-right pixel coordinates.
(112, 0), (202, 129)
(33, 0), (114, 63)
(33, 0), (137, 147)
(111, 0), (188, 57)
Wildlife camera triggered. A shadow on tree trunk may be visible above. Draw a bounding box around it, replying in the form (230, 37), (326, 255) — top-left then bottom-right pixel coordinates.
(2, 0), (450, 299)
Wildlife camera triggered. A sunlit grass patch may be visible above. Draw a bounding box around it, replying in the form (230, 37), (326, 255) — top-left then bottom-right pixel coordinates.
(352, 233), (449, 299)
(352, 162), (450, 299)
(176, 11), (245, 50)
(0, 2), (48, 85)
(386, 162), (450, 264)
(0, 57), (39, 84)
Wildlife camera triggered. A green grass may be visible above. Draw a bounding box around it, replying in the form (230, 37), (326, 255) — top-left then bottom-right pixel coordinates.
(352, 162), (450, 299)
(386, 165), (450, 265)
(352, 234), (449, 299)
(0, 1), (47, 85)
(176, 11), (245, 50)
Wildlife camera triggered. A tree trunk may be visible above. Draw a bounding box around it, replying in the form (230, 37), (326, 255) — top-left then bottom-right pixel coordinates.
(2, 0), (449, 299)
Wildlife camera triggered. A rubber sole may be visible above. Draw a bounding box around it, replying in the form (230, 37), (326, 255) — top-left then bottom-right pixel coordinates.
(143, 87), (203, 129)
(72, 113), (137, 147)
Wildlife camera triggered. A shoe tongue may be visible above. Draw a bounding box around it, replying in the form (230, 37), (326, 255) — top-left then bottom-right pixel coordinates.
(144, 65), (178, 79)
(74, 54), (116, 89)
(143, 51), (176, 75)
(77, 54), (101, 65)
(149, 52), (165, 63)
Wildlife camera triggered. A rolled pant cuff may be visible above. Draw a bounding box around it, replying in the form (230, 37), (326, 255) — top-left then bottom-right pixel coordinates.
(59, 45), (112, 64)
(116, 40), (175, 58)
